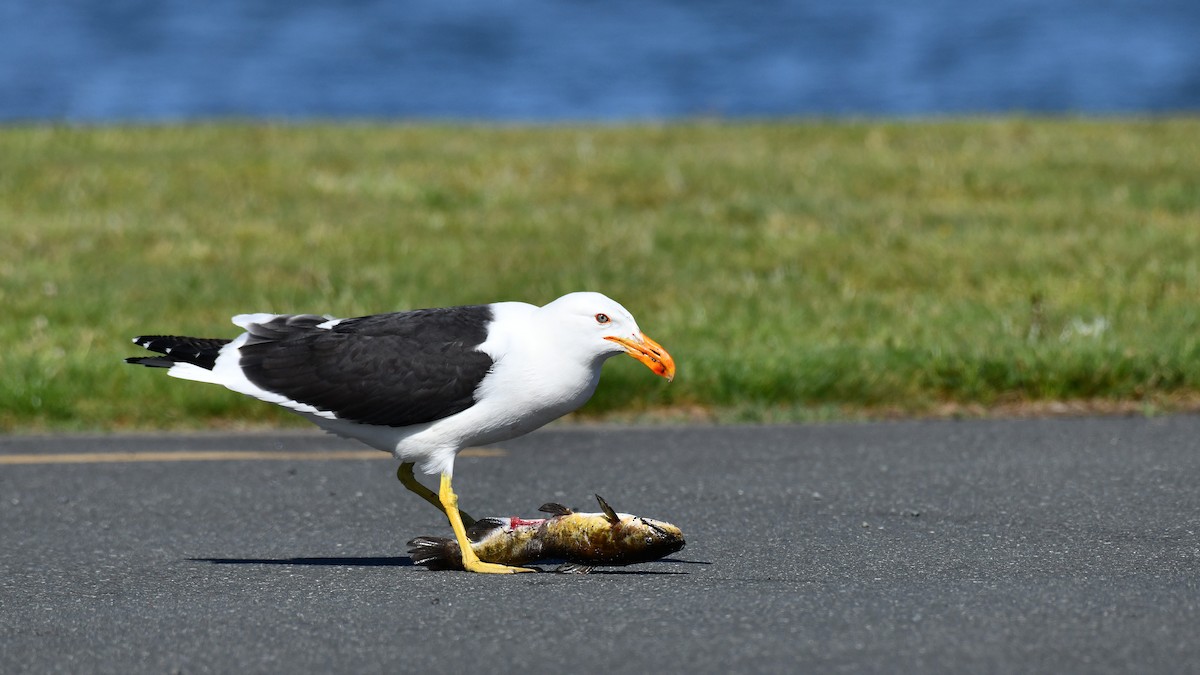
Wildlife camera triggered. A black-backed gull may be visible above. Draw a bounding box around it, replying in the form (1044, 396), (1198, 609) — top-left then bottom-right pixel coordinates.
(126, 291), (675, 573)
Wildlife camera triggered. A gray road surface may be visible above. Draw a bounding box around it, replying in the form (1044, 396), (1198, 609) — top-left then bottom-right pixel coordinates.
(2, 417), (1198, 674)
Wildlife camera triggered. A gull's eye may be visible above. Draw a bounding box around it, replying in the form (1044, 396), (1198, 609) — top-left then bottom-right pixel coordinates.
(595, 313), (611, 324)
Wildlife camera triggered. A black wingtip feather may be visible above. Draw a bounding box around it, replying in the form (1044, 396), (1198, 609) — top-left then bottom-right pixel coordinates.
(125, 356), (176, 368)
(126, 335), (230, 370)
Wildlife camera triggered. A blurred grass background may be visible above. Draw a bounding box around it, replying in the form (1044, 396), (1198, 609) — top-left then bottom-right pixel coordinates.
(2, 119), (1199, 432)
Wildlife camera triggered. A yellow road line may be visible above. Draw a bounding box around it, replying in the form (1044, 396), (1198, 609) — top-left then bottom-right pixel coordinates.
(0, 447), (507, 465)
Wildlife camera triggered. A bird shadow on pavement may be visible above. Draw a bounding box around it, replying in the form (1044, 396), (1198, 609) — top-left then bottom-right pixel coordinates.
(188, 557), (707, 574)
(190, 556), (414, 567)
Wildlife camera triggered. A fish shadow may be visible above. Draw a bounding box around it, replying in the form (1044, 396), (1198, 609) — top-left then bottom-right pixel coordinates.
(578, 557), (710, 575)
(189, 556), (704, 574)
(660, 557), (712, 565)
(529, 556), (708, 575)
(579, 568), (689, 576)
(191, 556), (414, 567)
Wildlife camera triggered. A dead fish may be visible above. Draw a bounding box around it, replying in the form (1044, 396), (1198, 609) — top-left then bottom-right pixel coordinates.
(407, 494), (684, 574)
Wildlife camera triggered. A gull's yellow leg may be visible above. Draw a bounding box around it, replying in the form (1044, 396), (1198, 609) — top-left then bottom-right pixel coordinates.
(397, 463), (476, 527)
(439, 472), (534, 574)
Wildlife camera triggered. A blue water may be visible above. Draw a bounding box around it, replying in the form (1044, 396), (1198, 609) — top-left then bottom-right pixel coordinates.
(2, 0), (1198, 121)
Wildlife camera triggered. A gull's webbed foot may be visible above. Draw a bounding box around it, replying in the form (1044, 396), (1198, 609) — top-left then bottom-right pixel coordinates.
(439, 472), (534, 574)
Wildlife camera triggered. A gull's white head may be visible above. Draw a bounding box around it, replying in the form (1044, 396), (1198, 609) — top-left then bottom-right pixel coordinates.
(539, 292), (675, 381)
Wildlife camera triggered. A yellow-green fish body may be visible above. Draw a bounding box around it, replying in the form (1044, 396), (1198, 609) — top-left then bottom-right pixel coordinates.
(408, 495), (685, 573)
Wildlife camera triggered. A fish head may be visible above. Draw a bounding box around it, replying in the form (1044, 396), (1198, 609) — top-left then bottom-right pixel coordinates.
(613, 514), (686, 563)
(594, 495), (685, 564)
(541, 495), (686, 567)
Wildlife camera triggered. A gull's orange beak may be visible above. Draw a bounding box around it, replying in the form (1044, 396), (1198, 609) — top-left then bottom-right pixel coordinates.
(605, 332), (676, 382)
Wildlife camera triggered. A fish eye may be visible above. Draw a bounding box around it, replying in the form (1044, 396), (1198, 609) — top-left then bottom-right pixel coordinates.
(595, 313), (611, 324)
(645, 536), (654, 545)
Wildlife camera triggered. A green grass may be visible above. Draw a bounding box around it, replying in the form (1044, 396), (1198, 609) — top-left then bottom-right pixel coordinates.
(2, 119), (1199, 431)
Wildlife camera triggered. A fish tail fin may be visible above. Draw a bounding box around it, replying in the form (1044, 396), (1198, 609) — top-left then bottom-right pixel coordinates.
(406, 536), (465, 571)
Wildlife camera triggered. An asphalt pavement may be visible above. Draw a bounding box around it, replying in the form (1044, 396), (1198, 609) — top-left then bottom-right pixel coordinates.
(2, 417), (1198, 674)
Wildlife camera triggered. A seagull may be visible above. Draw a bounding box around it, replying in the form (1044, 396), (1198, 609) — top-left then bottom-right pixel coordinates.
(125, 291), (675, 573)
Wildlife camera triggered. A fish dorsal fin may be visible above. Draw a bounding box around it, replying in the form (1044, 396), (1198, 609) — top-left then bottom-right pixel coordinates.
(465, 517), (507, 542)
(595, 494), (620, 524)
(538, 503), (574, 517)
